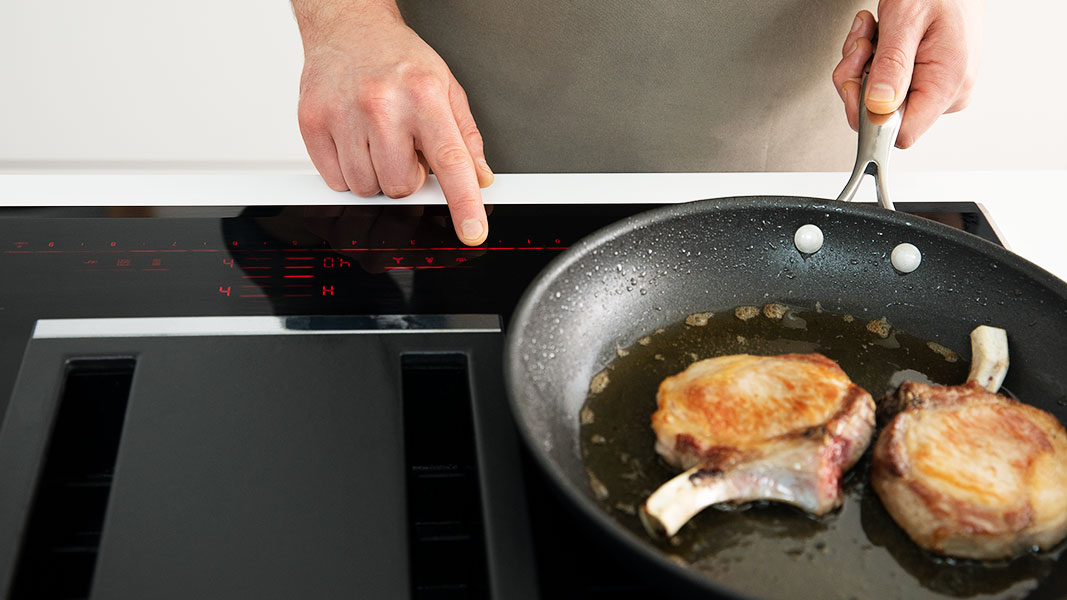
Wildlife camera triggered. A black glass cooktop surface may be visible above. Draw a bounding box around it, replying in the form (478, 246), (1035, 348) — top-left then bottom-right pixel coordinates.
(0, 202), (1001, 408)
(0, 202), (1005, 599)
(0, 203), (999, 317)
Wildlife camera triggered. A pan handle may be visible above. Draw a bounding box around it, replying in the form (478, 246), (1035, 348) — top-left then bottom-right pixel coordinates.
(835, 73), (904, 211)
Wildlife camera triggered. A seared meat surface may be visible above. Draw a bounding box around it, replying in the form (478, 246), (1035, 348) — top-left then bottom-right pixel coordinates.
(641, 354), (875, 537)
(873, 381), (1067, 559)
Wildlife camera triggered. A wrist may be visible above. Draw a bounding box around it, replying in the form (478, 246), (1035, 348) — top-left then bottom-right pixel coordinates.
(292, 0), (404, 49)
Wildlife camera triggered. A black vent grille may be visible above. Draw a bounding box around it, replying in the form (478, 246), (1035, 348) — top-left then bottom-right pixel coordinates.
(401, 354), (490, 599)
(11, 358), (135, 600)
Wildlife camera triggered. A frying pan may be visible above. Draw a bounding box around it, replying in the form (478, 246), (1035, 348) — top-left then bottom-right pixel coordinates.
(503, 83), (1067, 598)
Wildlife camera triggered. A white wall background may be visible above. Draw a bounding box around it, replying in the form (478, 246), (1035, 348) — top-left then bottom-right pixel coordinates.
(0, 1), (1063, 172)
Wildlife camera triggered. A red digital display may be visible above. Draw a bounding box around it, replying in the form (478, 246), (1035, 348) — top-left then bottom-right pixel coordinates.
(4, 235), (568, 303)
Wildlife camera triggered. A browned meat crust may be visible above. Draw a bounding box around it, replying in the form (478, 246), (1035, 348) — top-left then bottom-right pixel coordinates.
(646, 353), (875, 519)
(653, 353), (872, 471)
(872, 381), (1067, 559)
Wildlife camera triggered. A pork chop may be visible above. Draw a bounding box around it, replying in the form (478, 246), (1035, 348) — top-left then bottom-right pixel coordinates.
(640, 353), (875, 537)
(872, 380), (1067, 559)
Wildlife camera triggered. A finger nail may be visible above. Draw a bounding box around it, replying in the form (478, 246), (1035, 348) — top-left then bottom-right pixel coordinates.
(846, 40), (858, 56)
(867, 83), (897, 103)
(851, 15), (862, 32)
(460, 218), (484, 242)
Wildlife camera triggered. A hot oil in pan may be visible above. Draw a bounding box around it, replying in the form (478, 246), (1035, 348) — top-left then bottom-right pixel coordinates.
(579, 305), (1063, 600)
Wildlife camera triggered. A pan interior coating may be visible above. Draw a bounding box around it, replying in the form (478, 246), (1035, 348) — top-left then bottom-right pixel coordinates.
(580, 306), (1063, 600)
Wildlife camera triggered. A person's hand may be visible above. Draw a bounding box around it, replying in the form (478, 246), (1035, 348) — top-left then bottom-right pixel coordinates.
(292, 1), (493, 246)
(832, 1), (983, 148)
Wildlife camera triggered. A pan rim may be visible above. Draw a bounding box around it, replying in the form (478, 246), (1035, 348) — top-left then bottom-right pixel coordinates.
(503, 195), (1067, 598)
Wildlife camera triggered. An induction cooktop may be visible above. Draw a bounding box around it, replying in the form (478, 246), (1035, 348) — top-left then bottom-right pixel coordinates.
(0, 202), (1004, 599)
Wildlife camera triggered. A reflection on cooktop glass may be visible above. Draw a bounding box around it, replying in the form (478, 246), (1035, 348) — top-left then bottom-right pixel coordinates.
(0, 203), (1001, 319)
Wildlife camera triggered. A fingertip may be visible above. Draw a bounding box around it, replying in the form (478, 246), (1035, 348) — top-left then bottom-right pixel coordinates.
(350, 185), (382, 198)
(457, 216), (488, 246)
(842, 10), (876, 56)
(834, 37), (873, 92)
(850, 12), (863, 33)
(895, 131), (916, 149)
(895, 116), (925, 150)
(414, 153), (429, 190)
(381, 185), (417, 199)
(865, 81), (903, 115)
(865, 98), (903, 115)
(303, 135), (350, 193)
(476, 157), (495, 188)
(451, 194), (489, 246)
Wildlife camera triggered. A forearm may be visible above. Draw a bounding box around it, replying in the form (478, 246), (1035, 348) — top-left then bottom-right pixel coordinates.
(291, 0), (403, 48)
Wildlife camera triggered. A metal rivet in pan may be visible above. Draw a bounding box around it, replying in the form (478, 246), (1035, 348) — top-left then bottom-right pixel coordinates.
(891, 243), (922, 273)
(793, 224), (824, 254)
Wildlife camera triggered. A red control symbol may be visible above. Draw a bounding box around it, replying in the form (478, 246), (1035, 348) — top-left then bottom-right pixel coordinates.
(323, 257), (352, 269)
(219, 286), (231, 297)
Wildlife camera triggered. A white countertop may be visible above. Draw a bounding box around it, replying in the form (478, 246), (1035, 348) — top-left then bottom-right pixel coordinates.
(1, 170), (1064, 283)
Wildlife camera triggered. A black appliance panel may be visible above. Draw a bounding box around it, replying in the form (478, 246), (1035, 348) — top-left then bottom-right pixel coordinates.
(0, 330), (537, 600)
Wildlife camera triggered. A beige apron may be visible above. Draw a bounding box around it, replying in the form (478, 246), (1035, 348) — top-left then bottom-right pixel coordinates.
(397, 1), (873, 172)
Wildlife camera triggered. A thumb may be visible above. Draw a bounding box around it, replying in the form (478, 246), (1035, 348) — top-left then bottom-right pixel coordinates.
(449, 76), (494, 188)
(866, 10), (928, 114)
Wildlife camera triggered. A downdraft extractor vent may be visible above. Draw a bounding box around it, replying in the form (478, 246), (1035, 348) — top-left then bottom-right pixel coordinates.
(11, 358), (135, 600)
(402, 354), (490, 599)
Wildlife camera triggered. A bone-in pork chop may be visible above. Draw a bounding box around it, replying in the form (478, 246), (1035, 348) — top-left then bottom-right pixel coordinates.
(873, 381), (1067, 559)
(641, 353), (875, 537)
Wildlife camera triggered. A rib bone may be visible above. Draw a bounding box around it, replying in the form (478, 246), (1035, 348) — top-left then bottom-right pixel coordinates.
(640, 353), (875, 538)
(640, 432), (845, 537)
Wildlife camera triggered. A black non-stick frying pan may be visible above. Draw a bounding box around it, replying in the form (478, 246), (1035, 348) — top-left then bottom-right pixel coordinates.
(504, 88), (1067, 599)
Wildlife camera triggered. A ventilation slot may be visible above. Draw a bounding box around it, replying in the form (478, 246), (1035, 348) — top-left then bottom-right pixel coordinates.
(401, 354), (489, 599)
(11, 358), (135, 600)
